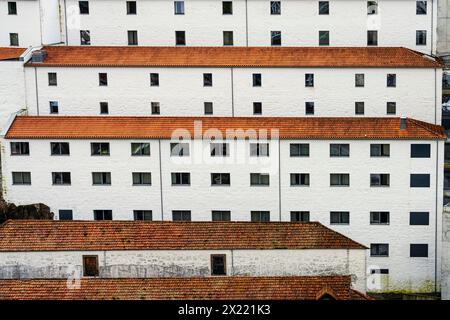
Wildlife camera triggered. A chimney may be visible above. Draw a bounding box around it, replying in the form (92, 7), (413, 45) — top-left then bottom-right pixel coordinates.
(31, 50), (47, 63)
(400, 116), (407, 130)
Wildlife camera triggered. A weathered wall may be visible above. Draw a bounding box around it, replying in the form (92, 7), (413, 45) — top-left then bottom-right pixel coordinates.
(441, 208), (450, 299)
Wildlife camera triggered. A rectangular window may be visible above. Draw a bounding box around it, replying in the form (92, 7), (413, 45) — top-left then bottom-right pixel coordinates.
(253, 73), (262, 87)
(222, 1), (233, 14)
(212, 210), (231, 221)
(387, 74), (396, 87)
(172, 210), (191, 221)
(79, 1), (89, 14)
(355, 74), (365, 87)
(253, 102), (262, 115)
(330, 211), (350, 225)
(52, 172), (71, 185)
(367, 30), (378, 46)
(416, 1), (427, 14)
(305, 102), (315, 115)
(410, 244), (428, 257)
(8, 2), (17, 15)
(170, 142), (190, 156)
(291, 211), (310, 222)
(175, 31), (186, 45)
(211, 173), (230, 186)
(92, 172), (111, 185)
(204, 102), (213, 115)
(223, 31), (234, 46)
(9, 33), (18, 46)
(174, 1), (185, 14)
(387, 102), (396, 115)
(99, 73), (108, 86)
(12, 172), (31, 185)
(132, 172), (152, 185)
(250, 143), (269, 157)
(319, 30), (329, 46)
(270, 1), (281, 14)
(100, 102), (109, 114)
(367, 1), (378, 14)
(133, 210), (153, 221)
(371, 269), (389, 275)
(51, 142), (70, 156)
(126, 1), (137, 14)
(82, 255), (98, 277)
(10, 142), (29, 155)
(416, 30), (427, 45)
(80, 30), (90, 45)
(171, 172), (191, 186)
(355, 102), (365, 115)
(305, 73), (314, 87)
(330, 144), (349, 157)
(203, 73), (213, 87)
(131, 143), (150, 156)
(411, 144), (431, 158)
(370, 144), (390, 157)
(319, 1), (329, 15)
(410, 174), (430, 187)
(330, 174), (350, 186)
(150, 73), (159, 86)
(150, 102), (160, 114)
(370, 211), (390, 224)
(250, 173), (270, 186)
(48, 73), (57, 86)
(50, 101), (59, 114)
(290, 143), (309, 157)
(371, 244), (389, 257)
(210, 143), (229, 157)
(59, 210), (73, 221)
(93, 210), (112, 220)
(211, 254), (226, 275)
(290, 173), (310, 186)
(410, 212), (429, 225)
(91, 142), (110, 156)
(251, 211), (270, 222)
(370, 174), (390, 187)
(271, 31), (281, 46)
(128, 30), (138, 45)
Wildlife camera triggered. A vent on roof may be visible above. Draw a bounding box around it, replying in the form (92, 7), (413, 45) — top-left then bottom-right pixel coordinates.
(400, 116), (407, 130)
(31, 50), (47, 63)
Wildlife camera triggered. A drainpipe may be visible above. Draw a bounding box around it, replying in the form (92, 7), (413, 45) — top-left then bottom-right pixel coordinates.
(245, 0), (249, 46)
(63, 0), (68, 45)
(34, 67), (39, 116)
(158, 139), (164, 220)
(230, 68), (235, 117)
(435, 140), (439, 292)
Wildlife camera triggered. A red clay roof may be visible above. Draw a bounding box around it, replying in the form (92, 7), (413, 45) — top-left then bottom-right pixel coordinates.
(0, 220), (366, 251)
(26, 46), (443, 68)
(4, 116), (446, 140)
(0, 276), (370, 300)
(0, 47), (25, 61)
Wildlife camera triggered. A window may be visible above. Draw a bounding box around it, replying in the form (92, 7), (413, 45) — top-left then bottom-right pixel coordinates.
(170, 142), (190, 156)
(370, 144), (390, 157)
(150, 73), (159, 86)
(305, 102), (314, 115)
(92, 172), (111, 185)
(410, 244), (428, 257)
(93, 210), (112, 220)
(91, 143), (110, 156)
(370, 211), (390, 224)
(211, 173), (230, 186)
(290, 143), (309, 157)
(212, 210), (231, 221)
(330, 144), (349, 157)
(134, 210), (152, 221)
(51, 142), (70, 155)
(330, 211), (350, 225)
(204, 102), (213, 115)
(370, 243), (389, 257)
(100, 102), (109, 114)
(172, 210), (191, 221)
(151, 102), (160, 114)
(82, 255), (98, 277)
(250, 173), (270, 186)
(99, 73), (108, 86)
(367, 1), (378, 14)
(80, 30), (90, 45)
(367, 30), (378, 46)
(9, 33), (18, 46)
(290, 173), (310, 186)
(203, 73), (213, 87)
(410, 212), (429, 225)
(410, 174), (430, 187)
(222, 1), (233, 14)
(411, 144), (430, 158)
(305, 73), (314, 87)
(416, 1), (427, 15)
(59, 210), (73, 221)
(319, 31), (329, 46)
(223, 31), (234, 46)
(253, 73), (262, 87)
(211, 254), (226, 275)
(270, 1), (281, 14)
(250, 143), (269, 156)
(12, 172), (31, 185)
(175, 31), (186, 45)
(330, 174), (350, 186)
(48, 72), (57, 86)
(355, 102), (364, 115)
(271, 31), (281, 46)
(131, 143), (150, 156)
(79, 1), (89, 14)
(253, 102), (262, 115)
(50, 101), (59, 114)
(251, 211), (270, 222)
(174, 1), (184, 14)
(416, 30), (427, 45)
(370, 174), (390, 187)
(387, 74), (396, 87)
(387, 102), (396, 115)
(127, 1), (137, 14)
(171, 172), (191, 186)
(355, 74), (365, 87)
(132, 172), (152, 185)
(8, 2), (17, 15)
(319, 1), (329, 15)
(52, 172), (71, 185)
(210, 143), (229, 157)
(128, 30), (138, 45)
(371, 269), (389, 275)
(10, 142), (29, 155)
(291, 211), (310, 222)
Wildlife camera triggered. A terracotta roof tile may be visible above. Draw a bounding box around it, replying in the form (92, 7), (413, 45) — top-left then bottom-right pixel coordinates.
(26, 46), (443, 68)
(0, 276), (369, 300)
(0, 47), (26, 61)
(0, 220), (366, 251)
(4, 116), (446, 140)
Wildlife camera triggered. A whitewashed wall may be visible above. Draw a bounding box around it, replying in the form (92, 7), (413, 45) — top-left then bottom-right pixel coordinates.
(0, 60), (26, 130)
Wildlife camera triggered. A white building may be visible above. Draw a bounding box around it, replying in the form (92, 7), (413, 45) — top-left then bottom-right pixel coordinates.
(0, 115), (445, 293)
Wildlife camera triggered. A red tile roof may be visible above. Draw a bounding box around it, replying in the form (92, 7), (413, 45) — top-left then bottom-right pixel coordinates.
(0, 276), (371, 300)
(26, 46), (443, 68)
(4, 116), (446, 140)
(0, 47), (25, 61)
(0, 220), (366, 251)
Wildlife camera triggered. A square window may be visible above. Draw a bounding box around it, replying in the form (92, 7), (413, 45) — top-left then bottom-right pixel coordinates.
(270, 1), (281, 14)
(211, 254), (226, 275)
(99, 73), (108, 86)
(175, 31), (186, 45)
(203, 73), (213, 86)
(150, 73), (159, 86)
(367, 30), (378, 46)
(305, 102), (314, 115)
(80, 30), (90, 45)
(128, 30), (138, 45)
(174, 1), (185, 14)
(355, 74), (365, 87)
(59, 210), (73, 220)
(319, 1), (329, 15)
(204, 102), (213, 115)
(416, 1), (427, 15)
(253, 73), (262, 87)
(253, 102), (262, 115)
(416, 30), (427, 45)
(9, 33), (18, 46)
(127, 1), (137, 14)
(79, 1), (89, 14)
(387, 102), (396, 114)
(82, 255), (99, 277)
(151, 102), (160, 114)
(222, 1), (233, 14)
(355, 102), (364, 115)
(48, 72), (57, 86)
(319, 31), (329, 46)
(271, 31), (281, 46)
(291, 211), (310, 222)
(133, 210), (152, 221)
(223, 31), (234, 46)
(8, 2), (17, 15)
(100, 102), (109, 114)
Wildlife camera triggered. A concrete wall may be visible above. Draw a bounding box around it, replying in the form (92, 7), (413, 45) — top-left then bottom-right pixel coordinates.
(437, 0), (450, 55)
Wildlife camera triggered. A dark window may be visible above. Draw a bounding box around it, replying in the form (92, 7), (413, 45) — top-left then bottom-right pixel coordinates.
(250, 143), (269, 156)
(174, 1), (184, 14)
(410, 244), (428, 257)
(355, 102), (364, 115)
(8, 2), (17, 15)
(387, 74), (396, 87)
(93, 210), (112, 220)
(12, 172), (31, 185)
(330, 211), (350, 225)
(82, 255), (98, 277)
(270, 1), (281, 14)
(171, 172), (191, 185)
(203, 73), (213, 86)
(416, 1), (427, 15)
(411, 144), (430, 158)
(51, 142), (70, 155)
(100, 102), (109, 114)
(319, 30), (329, 45)
(370, 243), (389, 257)
(305, 73), (314, 87)
(48, 72), (57, 86)
(251, 211), (270, 222)
(150, 73), (159, 86)
(128, 30), (138, 45)
(132, 172), (152, 185)
(211, 173), (230, 186)
(175, 31), (186, 45)
(151, 102), (160, 114)
(410, 212), (429, 225)
(290, 173), (310, 186)
(290, 143), (309, 157)
(253, 73), (262, 87)
(212, 210), (231, 221)
(133, 210), (153, 221)
(370, 211), (390, 224)
(92, 172), (111, 185)
(291, 211), (310, 222)
(253, 102), (262, 115)
(211, 254), (226, 275)
(223, 31), (233, 46)
(50, 101), (59, 114)
(370, 144), (390, 157)
(355, 74), (365, 87)
(319, 1), (329, 14)
(10, 142), (29, 155)
(222, 1), (233, 14)
(52, 172), (71, 185)
(210, 143), (229, 157)
(59, 210), (73, 220)
(387, 102), (396, 115)
(271, 31), (281, 46)
(330, 144), (349, 157)
(250, 173), (270, 186)
(370, 174), (390, 187)
(9, 33), (18, 46)
(79, 1), (89, 14)
(99, 73), (108, 86)
(416, 30), (427, 45)
(172, 210), (191, 221)
(371, 269), (389, 274)
(367, 1), (378, 14)
(305, 102), (315, 115)
(126, 1), (137, 14)
(80, 30), (90, 45)
(204, 102), (213, 115)
(91, 142), (110, 156)
(131, 143), (150, 156)
(170, 142), (189, 156)
(367, 30), (378, 46)
(330, 174), (350, 186)
(410, 174), (430, 187)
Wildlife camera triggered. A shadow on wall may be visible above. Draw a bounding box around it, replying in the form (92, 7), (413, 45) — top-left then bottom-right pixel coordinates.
(0, 200), (54, 224)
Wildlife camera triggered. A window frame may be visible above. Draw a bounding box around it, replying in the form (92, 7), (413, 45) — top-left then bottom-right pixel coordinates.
(250, 143), (269, 157)
(222, 1), (233, 15)
(370, 173), (390, 187)
(290, 173), (310, 186)
(79, 1), (90, 14)
(52, 172), (72, 185)
(290, 211), (310, 222)
(91, 142), (110, 156)
(50, 142), (70, 156)
(126, 1), (137, 15)
(330, 211), (350, 225)
(174, 1), (185, 15)
(92, 172), (112, 186)
(133, 210), (153, 221)
(212, 210), (231, 221)
(131, 142), (151, 156)
(82, 255), (99, 277)
(318, 1), (329, 15)
(132, 172), (152, 186)
(370, 211), (390, 225)
(171, 172), (191, 186)
(48, 72), (57, 86)
(12, 172), (31, 185)
(211, 173), (231, 186)
(9, 33), (19, 46)
(330, 144), (350, 157)
(411, 144), (431, 158)
(150, 73), (159, 86)
(370, 243), (389, 257)
(175, 30), (186, 45)
(8, 2), (17, 15)
(127, 30), (138, 45)
(410, 174), (430, 188)
(250, 173), (270, 186)
(203, 73), (213, 87)
(170, 142), (190, 157)
(370, 144), (390, 157)
(330, 173), (350, 187)
(271, 31), (281, 46)
(223, 31), (234, 46)
(270, 1), (281, 15)
(10, 142), (29, 156)
(80, 30), (91, 45)
(290, 143), (310, 157)
(210, 254), (227, 276)
(250, 211), (270, 222)
(172, 210), (191, 221)
(93, 210), (113, 220)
